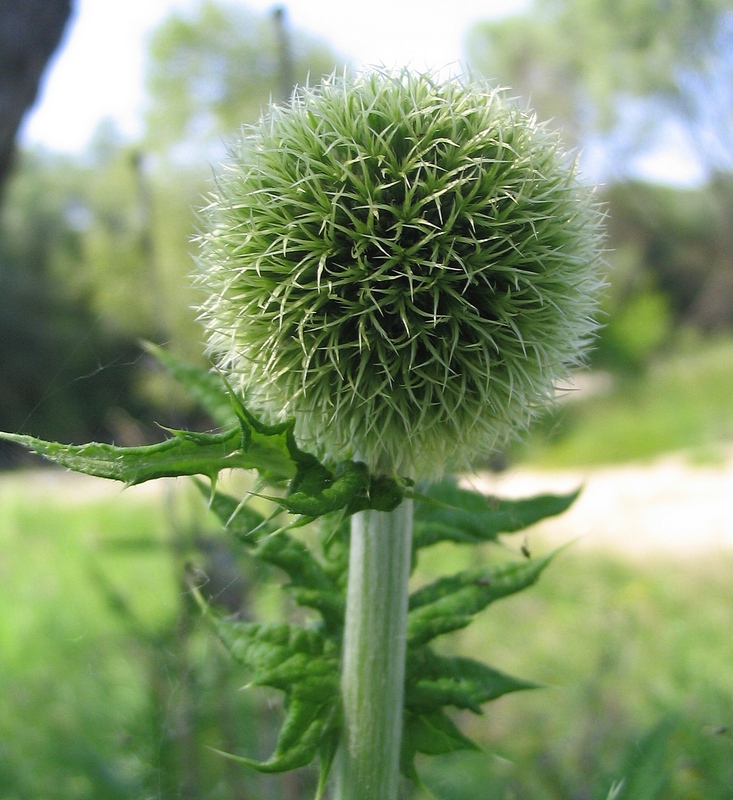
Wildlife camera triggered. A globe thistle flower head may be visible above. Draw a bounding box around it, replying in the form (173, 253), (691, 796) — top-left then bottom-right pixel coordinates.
(195, 70), (605, 479)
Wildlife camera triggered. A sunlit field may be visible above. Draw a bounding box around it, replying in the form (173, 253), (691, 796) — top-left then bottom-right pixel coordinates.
(513, 336), (733, 469)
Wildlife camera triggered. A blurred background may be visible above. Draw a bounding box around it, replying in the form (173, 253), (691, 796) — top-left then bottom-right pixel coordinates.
(1, 1), (732, 798)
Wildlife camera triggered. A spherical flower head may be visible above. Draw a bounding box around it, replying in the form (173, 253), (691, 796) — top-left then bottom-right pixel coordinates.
(195, 70), (605, 479)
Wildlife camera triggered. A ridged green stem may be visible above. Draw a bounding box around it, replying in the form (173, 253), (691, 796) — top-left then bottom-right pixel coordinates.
(333, 500), (413, 800)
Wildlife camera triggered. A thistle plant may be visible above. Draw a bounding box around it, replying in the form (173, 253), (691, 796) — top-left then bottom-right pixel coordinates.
(1, 70), (604, 800)
(193, 70), (604, 800)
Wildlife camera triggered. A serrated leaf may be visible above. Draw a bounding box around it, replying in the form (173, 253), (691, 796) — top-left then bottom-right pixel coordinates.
(400, 710), (479, 783)
(407, 555), (554, 646)
(0, 405), (305, 486)
(315, 723), (341, 800)
(316, 514), (351, 584)
(255, 649), (339, 696)
(276, 459), (371, 518)
(347, 473), (413, 514)
(210, 695), (331, 773)
(413, 478), (580, 550)
(143, 342), (236, 428)
(286, 452), (342, 503)
(203, 485), (345, 630)
(255, 533), (345, 630)
(263, 696), (333, 771)
(406, 648), (540, 714)
(235, 421), (301, 482)
(255, 533), (334, 593)
(404, 710), (479, 756)
(210, 617), (339, 689)
(193, 589), (340, 777)
(225, 391), (302, 481)
(288, 587), (345, 633)
(0, 428), (246, 485)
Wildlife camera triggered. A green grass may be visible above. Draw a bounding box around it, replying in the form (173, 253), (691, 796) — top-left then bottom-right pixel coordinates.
(514, 335), (733, 467)
(2, 472), (733, 799)
(0, 475), (187, 799)
(0, 474), (313, 800)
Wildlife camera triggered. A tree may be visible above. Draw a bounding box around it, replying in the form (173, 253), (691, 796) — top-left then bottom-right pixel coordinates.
(466, 0), (733, 180)
(136, 1), (345, 355)
(0, 0), (72, 194)
(144, 1), (342, 159)
(0, 148), (153, 449)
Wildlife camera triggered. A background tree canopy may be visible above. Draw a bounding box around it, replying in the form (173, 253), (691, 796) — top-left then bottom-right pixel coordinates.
(466, 0), (733, 178)
(145, 1), (341, 160)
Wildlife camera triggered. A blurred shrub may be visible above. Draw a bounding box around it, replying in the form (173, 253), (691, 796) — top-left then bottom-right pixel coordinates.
(595, 285), (673, 374)
(0, 150), (152, 447)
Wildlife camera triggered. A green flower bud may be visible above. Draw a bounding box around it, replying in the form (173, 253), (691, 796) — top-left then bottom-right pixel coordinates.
(195, 70), (605, 479)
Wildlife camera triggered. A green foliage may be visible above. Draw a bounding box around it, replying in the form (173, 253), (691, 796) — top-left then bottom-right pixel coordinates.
(0, 347), (577, 792)
(406, 556), (555, 647)
(145, 0), (341, 155)
(407, 547), (733, 800)
(200, 613), (341, 775)
(574, 178), (733, 381)
(412, 482), (579, 549)
(597, 289), (672, 372)
(0, 471), (322, 799)
(198, 476), (567, 787)
(602, 179), (733, 333)
(466, 0), (732, 156)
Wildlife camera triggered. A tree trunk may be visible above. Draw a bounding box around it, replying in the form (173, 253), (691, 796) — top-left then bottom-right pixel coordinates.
(0, 0), (73, 193)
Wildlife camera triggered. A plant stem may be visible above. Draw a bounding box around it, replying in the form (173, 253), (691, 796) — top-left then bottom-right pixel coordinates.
(333, 500), (413, 800)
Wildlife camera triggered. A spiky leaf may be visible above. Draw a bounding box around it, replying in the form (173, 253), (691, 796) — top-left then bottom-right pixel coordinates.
(193, 588), (340, 775)
(277, 459), (372, 518)
(400, 710), (479, 783)
(413, 478), (579, 550)
(0, 427), (247, 486)
(210, 695), (335, 773)
(407, 554), (555, 646)
(406, 648), (540, 714)
(204, 485), (345, 631)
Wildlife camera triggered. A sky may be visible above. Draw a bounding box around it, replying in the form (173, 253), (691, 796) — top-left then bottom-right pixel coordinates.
(20, 0), (530, 154)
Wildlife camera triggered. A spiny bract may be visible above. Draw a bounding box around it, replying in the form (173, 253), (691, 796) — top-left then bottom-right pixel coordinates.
(195, 70), (605, 479)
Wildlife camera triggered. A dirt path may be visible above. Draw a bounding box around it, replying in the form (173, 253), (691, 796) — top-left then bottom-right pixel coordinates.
(469, 446), (733, 556)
